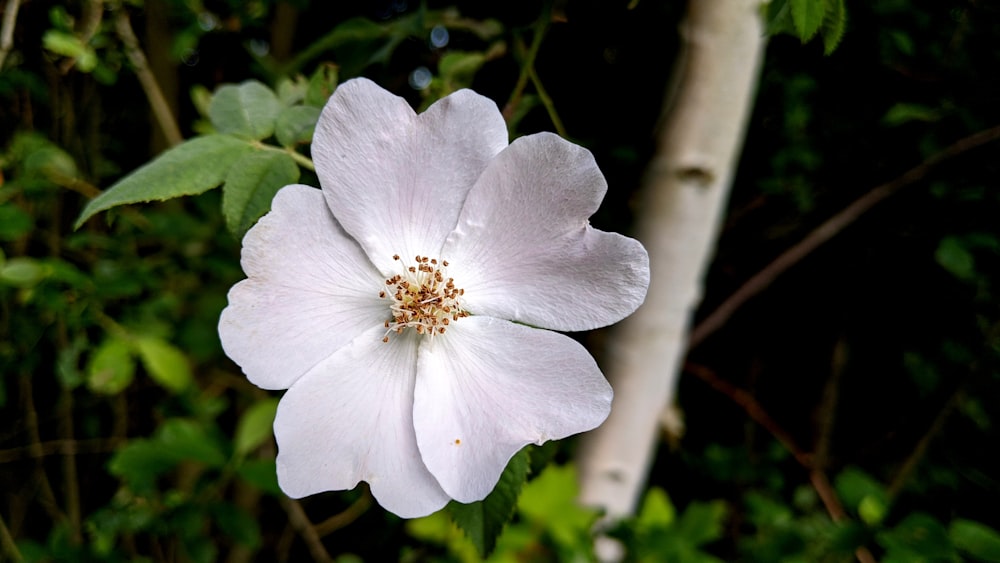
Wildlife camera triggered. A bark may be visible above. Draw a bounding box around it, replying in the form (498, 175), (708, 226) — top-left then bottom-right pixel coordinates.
(576, 0), (766, 543)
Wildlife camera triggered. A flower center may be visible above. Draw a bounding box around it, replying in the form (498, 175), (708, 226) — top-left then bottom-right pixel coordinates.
(380, 255), (468, 342)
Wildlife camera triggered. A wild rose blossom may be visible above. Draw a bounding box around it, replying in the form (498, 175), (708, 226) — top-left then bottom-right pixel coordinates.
(219, 78), (649, 518)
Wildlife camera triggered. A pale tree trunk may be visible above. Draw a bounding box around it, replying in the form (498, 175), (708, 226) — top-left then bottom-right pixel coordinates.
(577, 0), (766, 555)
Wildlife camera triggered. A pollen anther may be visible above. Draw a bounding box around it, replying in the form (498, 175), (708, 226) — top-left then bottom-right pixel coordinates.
(379, 255), (469, 342)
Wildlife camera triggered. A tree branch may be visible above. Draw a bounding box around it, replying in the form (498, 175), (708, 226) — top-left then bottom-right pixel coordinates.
(114, 7), (183, 146)
(688, 123), (1000, 348)
(0, 0), (21, 70)
(577, 0), (767, 542)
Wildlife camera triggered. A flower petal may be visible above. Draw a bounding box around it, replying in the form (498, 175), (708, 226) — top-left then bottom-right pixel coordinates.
(275, 325), (451, 518)
(412, 316), (612, 503)
(312, 78), (509, 273)
(443, 132), (649, 332)
(219, 185), (387, 390)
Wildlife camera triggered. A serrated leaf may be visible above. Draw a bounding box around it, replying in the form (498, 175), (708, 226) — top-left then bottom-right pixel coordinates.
(209, 81), (282, 140)
(87, 337), (136, 395)
(222, 151), (300, 238)
(790, 0), (826, 42)
(233, 398), (279, 457)
(822, 0), (847, 54)
(518, 463), (600, 552)
(134, 336), (193, 393)
(109, 419), (225, 490)
(951, 519), (1000, 562)
(75, 135), (255, 228)
(275, 105), (321, 148)
(765, 0), (797, 37)
(448, 448), (530, 557)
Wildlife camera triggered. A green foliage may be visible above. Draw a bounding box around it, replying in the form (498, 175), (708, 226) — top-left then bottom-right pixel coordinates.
(74, 134), (257, 228)
(222, 151), (300, 237)
(950, 519), (1000, 562)
(766, 0), (847, 54)
(233, 398), (280, 457)
(448, 448), (530, 557)
(624, 488), (727, 562)
(208, 81), (282, 141)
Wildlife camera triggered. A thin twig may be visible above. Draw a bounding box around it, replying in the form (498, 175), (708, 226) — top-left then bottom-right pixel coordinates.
(685, 362), (878, 563)
(0, 513), (23, 563)
(502, 0), (552, 124)
(0, 0), (21, 69)
(20, 375), (69, 525)
(689, 124), (1000, 348)
(886, 386), (964, 500)
(114, 7), (183, 146)
(527, 63), (567, 137)
(58, 390), (82, 544)
(685, 362), (811, 466)
(0, 437), (121, 463)
(314, 489), (373, 538)
(279, 497), (332, 563)
(59, 0), (104, 73)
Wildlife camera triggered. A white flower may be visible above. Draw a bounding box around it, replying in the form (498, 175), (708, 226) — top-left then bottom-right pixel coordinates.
(218, 78), (649, 518)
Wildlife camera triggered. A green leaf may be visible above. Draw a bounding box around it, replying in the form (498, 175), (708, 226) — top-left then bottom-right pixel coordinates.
(936, 236), (976, 281)
(675, 501), (728, 547)
(157, 418), (227, 467)
(0, 205), (34, 241)
(305, 63), (340, 107)
(883, 103), (940, 126)
(86, 337), (136, 395)
(637, 487), (677, 530)
(822, 0), (848, 54)
(233, 398), (279, 457)
(236, 459), (282, 495)
(209, 80), (282, 140)
(765, 0), (797, 37)
(0, 257), (47, 287)
(222, 151), (300, 237)
(75, 135), (256, 228)
(878, 513), (956, 561)
(518, 463), (601, 552)
(448, 448), (530, 557)
(42, 30), (97, 72)
(834, 466), (889, 525)
(134, 336), (193, 393)
(951, 519), (1000, 562)
(790, 0), (827, 42)
(211, 503), (262, 549)
(275, 105), (321, 148)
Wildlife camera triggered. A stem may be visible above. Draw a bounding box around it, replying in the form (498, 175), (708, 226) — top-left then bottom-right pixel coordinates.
(0, 513), (22, 563)
(502, 1), (552, 125)
(314, 489), (373, 537)
(20, 375), (68, 525)
(114, 7), (183, 146)
(0, 0), (20, 70)
(886, 386), (963, 500)
(527, 63), (567, 137)
(688, 123), (1000, 348)
(686, 363), (877, 563)
(279, 498), (332, 563)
